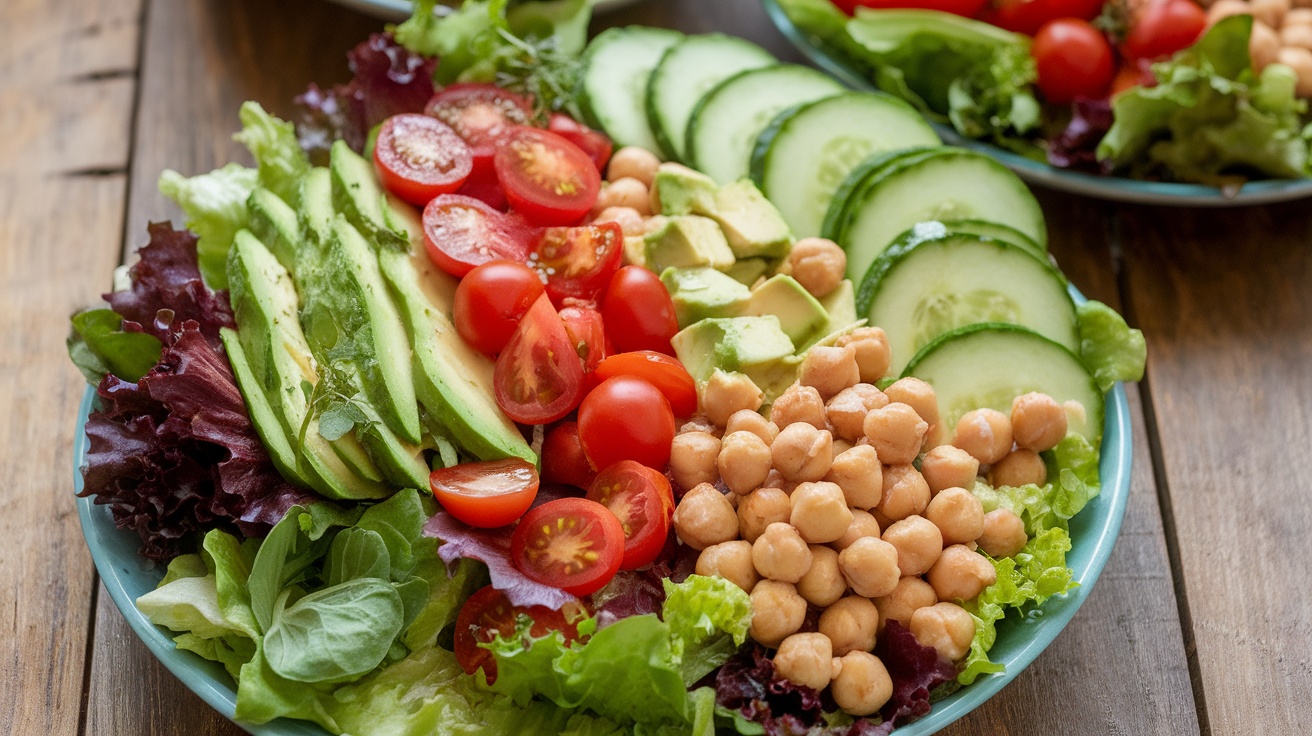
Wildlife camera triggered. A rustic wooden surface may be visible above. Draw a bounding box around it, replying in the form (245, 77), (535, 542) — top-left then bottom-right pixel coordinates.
(2, 0), (1305, 733)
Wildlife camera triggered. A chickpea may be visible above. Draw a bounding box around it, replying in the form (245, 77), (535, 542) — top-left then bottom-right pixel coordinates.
(790, 482), (854, 544)
(725, 409), (779, 444)
(883, 377), (941, 447)
(774, 633), (835, 690)
(783, 237), (846, 298)
(591, 205), (646, 236)
(770, 383), (828, 429)
(738, 487), (792, 543)
(1279, 46), (1312, 97)
(701, 370), (764, 427)
(978, 508), (1028, 559)
(772, 423), (834, 482)
(836, 327), (891, 384)
(927, 544), (998, 602)
(1251, 0), (1289, 27)
(1207, 0), (1250, 24)
(591, 177), (651, 217)
(797, 545), (847, 607)
(672, 483), (739, 550)
(909, 602), (976, 662)
(749, 580), (808, 647)
(1286, 7), (1312, 25)
(826, 384), (889, 441)
(606, 146), (661, 187)
(819, 595), (879, 656)
(1282, 22), (1312, 50)
(718, 431), (773, 495)
(924, 486), (985, 545)
(838, 536), (901, 598)
(680, 415), (719, 435)
(952, 408), (1013, 465)
(831, 438), (854, 461)
(874, 576), (938, 632)
(697, 541), (759, 593)
(669, 432), (721, 491)
(921, 445), (981, 494)
(877, 465), (930, 521)
(831, 652), (893, 716)
(990, 449), (1047, 488)
(1251, 20), (1281, 70)
(825, 445), (883, 509)
(870, 506), (894, 531)
(752, 522), (813, 583)
(881, 515), (944, 577)
(863, 403), (928, 466)
(799, 346), (861, 400)
(1010, 392), (1067, 452)
(831, 509), (882, 551)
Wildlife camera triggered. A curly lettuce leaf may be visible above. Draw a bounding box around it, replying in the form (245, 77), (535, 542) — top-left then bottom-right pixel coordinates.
(159, 163), (257, 289)
(1078, 300), (1147, 392)
(662, 575), (752, 685)
(972, 434), (1101, 538)
(234, 101), (310, 207)
(946, 42), (1044, 159)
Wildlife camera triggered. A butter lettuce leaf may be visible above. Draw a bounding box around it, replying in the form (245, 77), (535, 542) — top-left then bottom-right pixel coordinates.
(159, 163), (257, 288)
(1078, 300), (1147, 392)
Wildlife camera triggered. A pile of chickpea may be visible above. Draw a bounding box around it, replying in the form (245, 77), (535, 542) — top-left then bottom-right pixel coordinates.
(1208, 0), (1312, 97)
(666, 328), (1073, 716)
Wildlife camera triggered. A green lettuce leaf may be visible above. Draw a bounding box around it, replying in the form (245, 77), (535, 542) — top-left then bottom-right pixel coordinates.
(234, 101), (311, 207)
(946, 42), (1044, 159)
(971, 434), (1101, 537)
(1078, 300), (1147, 392)
(66, 308), (162, 384)
(662, 575), (753, 684)
(776, 0), (850, 48)
(158, 162), (257, 289)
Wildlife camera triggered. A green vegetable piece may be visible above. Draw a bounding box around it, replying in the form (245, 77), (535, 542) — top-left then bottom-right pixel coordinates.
(200, 528), (260, 640)
(233, 101), (310, 208)
(263, 578), (405, 684)
(137, 574), (239, 640)
(1077, 300), (1147, 392)
(326, 527), (391, 587)
(67, 308), (162, 384)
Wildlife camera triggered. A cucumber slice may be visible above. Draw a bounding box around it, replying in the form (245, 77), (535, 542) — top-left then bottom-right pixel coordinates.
(646, 34), (775, 161)
(856, 225), (1078, 375)
(686, 65), (845, 184)
(939, 218), (1045, 257)
(904, 323), (1104, 445)
(579, 27), (684, 153)
(837, 148), (1047, 281)
(751, 92), (940, 238)
(819, 146), (938, 243)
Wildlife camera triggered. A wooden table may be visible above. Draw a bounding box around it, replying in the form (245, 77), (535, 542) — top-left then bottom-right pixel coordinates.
(2, 0), (1308, 733)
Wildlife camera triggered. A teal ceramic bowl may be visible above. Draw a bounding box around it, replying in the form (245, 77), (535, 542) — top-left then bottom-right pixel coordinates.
(74, 291), (1133, 735)
(761, 0), (1312, 206)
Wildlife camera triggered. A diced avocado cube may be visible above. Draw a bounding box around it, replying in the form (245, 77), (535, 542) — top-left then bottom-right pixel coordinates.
(660, 267), (752, 327)
(644, 215), (735, 273)
(724, 257), (771, 287)
(819, 279), (859, 337)
(623, 235), (647, 267)
(671, 316), (800, 402)
(653, 164), (718, 215)
(708, 180), (793, 259)
(741, 274), (830, 349)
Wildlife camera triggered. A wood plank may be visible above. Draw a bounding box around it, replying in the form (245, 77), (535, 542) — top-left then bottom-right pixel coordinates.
(0, 0), (144, 733)
(1119, 199), (1312, 735)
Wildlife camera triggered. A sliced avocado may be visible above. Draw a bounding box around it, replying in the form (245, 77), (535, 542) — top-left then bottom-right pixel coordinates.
(660, 267), (751, 327)
(329, 140), (407, 250)
(706, 180), (793, 259)
(819, 279), (859, 338)
(653, 164), (718, 215)
(218, 327), (310, 488)
(378, 194), (536, 464)
(246, 187), (300, 275)
(724, 257), (771, 287)
(671, 316), (800, 402)
(299, 167), (336, 253)
(644, 215), (735, 273)
(741, 274), (830, 349)
(357, 421), (431, 490)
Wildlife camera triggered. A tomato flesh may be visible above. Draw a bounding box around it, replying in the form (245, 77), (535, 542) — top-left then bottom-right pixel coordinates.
(454, 260), (546, 355)
(547, 113), (614, 172)
(541, 422), (598, 489)
(531, 222), (624, 306)
(495, 126), (601, 226)
(373, 114), (473, 206)
(1032, 19), (1116, 104)
(593, 351), (697, 418)
(510, 498), (625, 596)
(578, 376), (676, 472)
(430, 458), (539, 528)
(494, 294), (585, 424)
(422, 194), (535, 277)
(425, 84), (534, 163)
(557, 300), (608, 374)
(453, 585), (585, 681)
(601, 265), (680, 355)
(587, 461), (674, 570)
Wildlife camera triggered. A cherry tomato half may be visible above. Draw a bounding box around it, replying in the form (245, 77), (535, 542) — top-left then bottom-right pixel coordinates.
(558, 300), (608, 374)
(456, 160), (510, 211)
(601, 265), (680, 356)
(422, 194), (536, 277)
(532, 222), (624, 306)
(578, 376), (676, 472)
(429, 458), (539, 528)
(1032, 19), (1116, 104)
(373, 114), (473, 206)
(980, 0), (1106, 35)
(494, 294), (586, 425)
(592, 351), (697, 418)
(587, 461), (674, 570)
(510, 497), (625, 596)
(495, 126), (601, 226)
(547, 113), (614, 172)
(541, 421), (598, 489)
(832, 0), (988, 17)
(453, 585), (586, 681)
(425, 84), (534, 165)
(1122, 0), (1206, 61)
(454, 261), (545, 356)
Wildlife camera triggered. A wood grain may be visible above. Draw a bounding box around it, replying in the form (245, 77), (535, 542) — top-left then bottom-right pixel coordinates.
(0, 0), (143, 733)
(1119, 199), (1312, 735)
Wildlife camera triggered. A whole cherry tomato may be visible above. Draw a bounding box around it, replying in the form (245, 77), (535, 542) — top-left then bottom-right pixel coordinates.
(1032, 19), (1116, 104)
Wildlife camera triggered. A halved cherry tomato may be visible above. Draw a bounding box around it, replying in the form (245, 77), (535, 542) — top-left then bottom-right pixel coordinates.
(832, 0), (988, 17)
(453, 585), (586, 681)
(495, 126), (601, 226)
(980, 0), (1106, 35)
(456, 161), (509, 211)
(1032, 19), (1116, 104)
(494, 294), (585, 424)
(422, 194), (536, 277)
(600, 265), (680, 355)
(578, 376), (676, 472)
(373, 114), (473, 206)
(587, 460), (674, 570)
(1122, 0), (1206, 61)
(541, 422), (597, 489)
(547, 113), (614, 172)
(531, 222), (624, 306)
(454, 261), (545, 355)
(429, 458), (539, 528)
(425, 84), (534, 165)
(592, 351), (697, 418)
(1111, 57), (1157, 97)
(558, 300), (608, 374)
(510, 497), (625, 595)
